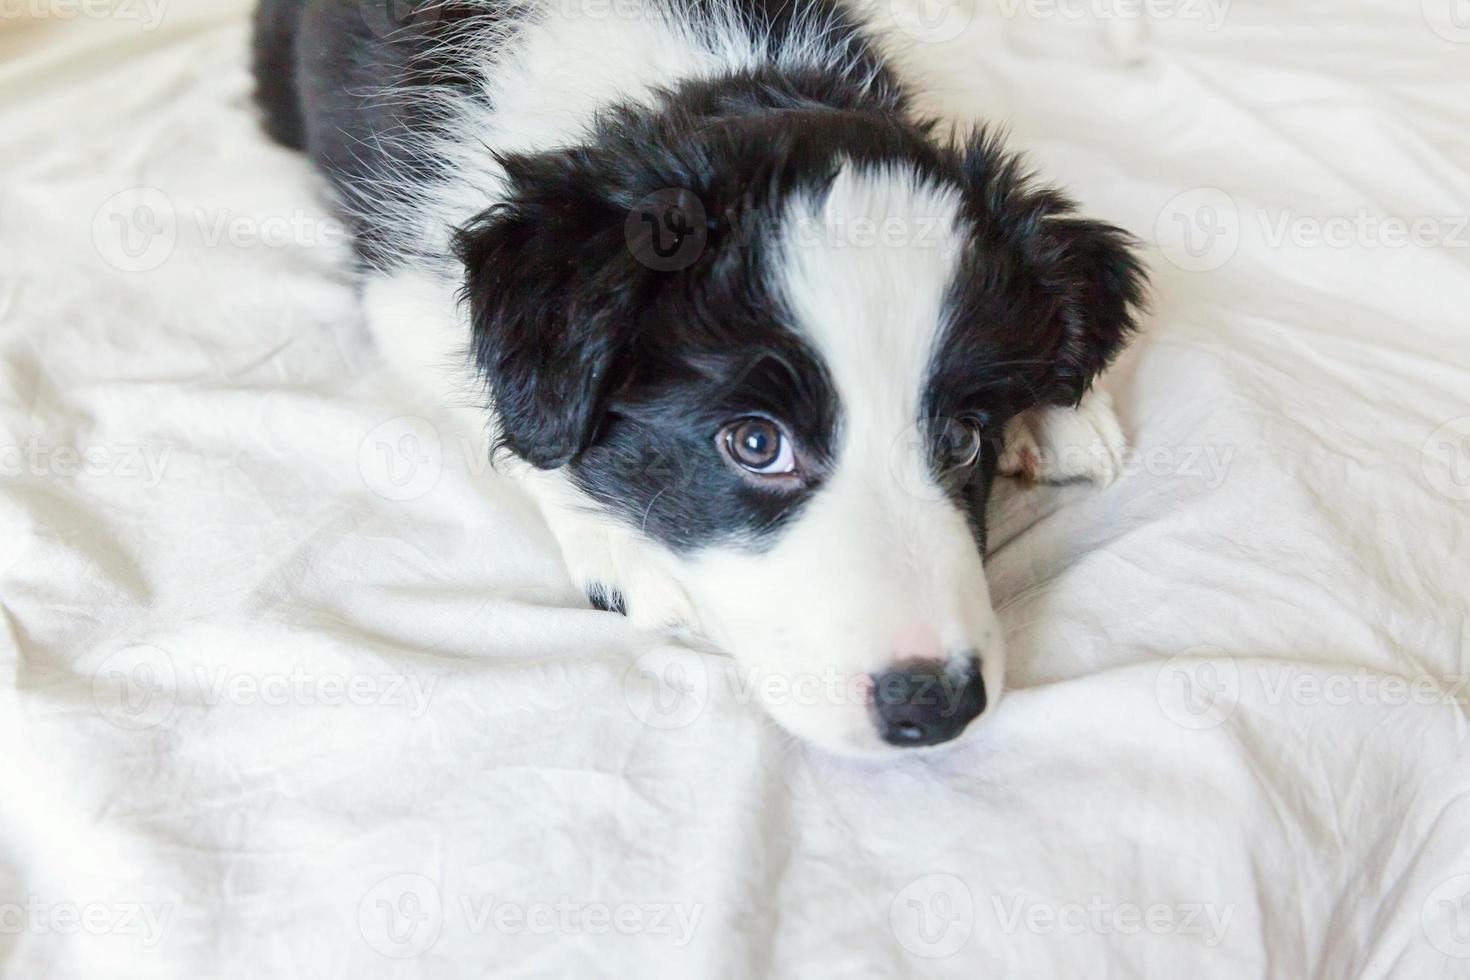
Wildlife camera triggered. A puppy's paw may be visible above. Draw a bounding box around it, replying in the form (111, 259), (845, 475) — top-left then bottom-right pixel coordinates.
(999, 389), (1127, 486)
(556, 522), (698, 632)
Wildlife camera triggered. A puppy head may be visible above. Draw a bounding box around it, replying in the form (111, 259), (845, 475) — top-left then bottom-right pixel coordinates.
(456, 113), (1145, 754)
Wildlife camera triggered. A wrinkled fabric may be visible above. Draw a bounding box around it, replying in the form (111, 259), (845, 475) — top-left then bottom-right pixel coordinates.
(1, 1), (1468, 977)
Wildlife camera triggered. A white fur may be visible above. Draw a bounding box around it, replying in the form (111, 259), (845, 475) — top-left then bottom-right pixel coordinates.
(999, 388), (1127, 485)
(373, 0), (882, 263)
(657, 166), (1004, 751)
(359, 0), (1122, 754)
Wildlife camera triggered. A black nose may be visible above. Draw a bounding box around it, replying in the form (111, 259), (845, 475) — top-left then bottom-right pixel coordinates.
(870, 659), (986, 748)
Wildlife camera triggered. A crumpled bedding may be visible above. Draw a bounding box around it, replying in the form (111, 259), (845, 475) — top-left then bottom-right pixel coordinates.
(1, 1), (1468, 976)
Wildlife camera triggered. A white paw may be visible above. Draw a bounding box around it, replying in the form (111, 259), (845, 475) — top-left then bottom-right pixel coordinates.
(999, 389), (1127, 486)
(555, 521), (698, 632)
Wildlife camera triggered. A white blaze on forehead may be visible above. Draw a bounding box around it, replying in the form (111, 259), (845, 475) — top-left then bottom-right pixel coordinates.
(674, 163), (1003, 743)
(775, 163), (970, 475)
(753, 163), (996, 648)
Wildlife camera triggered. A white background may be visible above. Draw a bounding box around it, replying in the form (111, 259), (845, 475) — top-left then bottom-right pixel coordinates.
(1, 0), (1469, 976)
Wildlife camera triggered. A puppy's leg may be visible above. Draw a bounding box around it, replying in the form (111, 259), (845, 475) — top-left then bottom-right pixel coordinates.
(529, 476), (698, 632)
(999, 388), (1127, 485)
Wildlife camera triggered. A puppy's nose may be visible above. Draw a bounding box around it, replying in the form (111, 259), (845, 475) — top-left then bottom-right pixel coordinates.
(870, 657), (986, 748)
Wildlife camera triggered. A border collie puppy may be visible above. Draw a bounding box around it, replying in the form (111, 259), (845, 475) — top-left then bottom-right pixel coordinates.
(252, 0), (1145, 754)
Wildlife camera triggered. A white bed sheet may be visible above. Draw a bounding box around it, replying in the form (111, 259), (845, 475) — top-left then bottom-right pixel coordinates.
(2, 1), (1469, 976)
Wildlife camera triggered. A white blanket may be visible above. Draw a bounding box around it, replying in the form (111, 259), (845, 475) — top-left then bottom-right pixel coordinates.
(2, 1), (1469, 976)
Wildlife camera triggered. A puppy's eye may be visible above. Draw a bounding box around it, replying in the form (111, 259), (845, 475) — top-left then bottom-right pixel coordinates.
(937, 417), (985, 471)
(720, 417), (796, 475)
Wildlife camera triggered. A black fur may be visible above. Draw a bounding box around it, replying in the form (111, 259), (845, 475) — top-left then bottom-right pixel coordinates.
(586, 583), (627, 615)
(253, 0), (1146, 558)
(253, 0), (494, 260)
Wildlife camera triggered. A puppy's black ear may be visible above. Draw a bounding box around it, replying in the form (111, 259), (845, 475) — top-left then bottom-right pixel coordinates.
(454, 151), (642, 469)
(962, 132), (1148, 406)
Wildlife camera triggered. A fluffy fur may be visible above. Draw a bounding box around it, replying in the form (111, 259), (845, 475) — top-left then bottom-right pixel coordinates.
(252, 0), (1146, 754)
